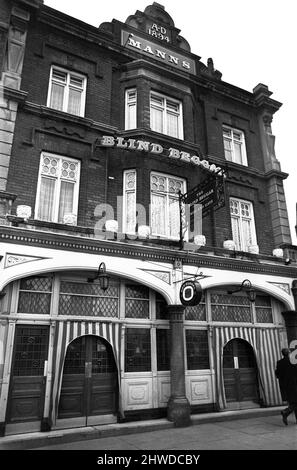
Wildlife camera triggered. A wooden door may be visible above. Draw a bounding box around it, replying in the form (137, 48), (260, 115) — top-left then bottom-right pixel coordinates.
(58, 335), (118, 423)
(223, 338), (259, 404)
(6, 326), (49, 424)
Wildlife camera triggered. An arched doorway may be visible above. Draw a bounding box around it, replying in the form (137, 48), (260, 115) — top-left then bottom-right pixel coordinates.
(223, 338), (260, 409)
(57, 335), (118, 426)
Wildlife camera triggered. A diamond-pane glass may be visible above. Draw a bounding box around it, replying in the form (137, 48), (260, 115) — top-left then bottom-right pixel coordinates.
(59, 295), (118, 317)
(125, 284), (149, 318)
(212, 305), (251, 322)
(125, 285), (149, 299)
(20, 277), (52, 292)
(185, 294), (206, 321)
(60, 281), (119, 297)
(211, 293), (251, 322)
(211, 293), (249, 306)
(59, 281), (119, 317)
(255, 295), (271, 307)
(125, 299), (149, 319)
(18, 276), (52, 314)
(18, 292), (51, 314)
(255, 295), (273, 323)
(255, 308), (273, 323)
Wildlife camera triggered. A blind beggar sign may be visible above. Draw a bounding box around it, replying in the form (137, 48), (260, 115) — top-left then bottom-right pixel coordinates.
(181, 174), (226, 217)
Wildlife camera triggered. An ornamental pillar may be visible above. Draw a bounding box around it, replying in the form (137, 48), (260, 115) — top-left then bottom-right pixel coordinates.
(167, 304), (191, 427)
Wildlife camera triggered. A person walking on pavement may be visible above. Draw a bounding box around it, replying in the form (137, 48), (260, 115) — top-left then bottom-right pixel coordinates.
(275, 348), (297, 425)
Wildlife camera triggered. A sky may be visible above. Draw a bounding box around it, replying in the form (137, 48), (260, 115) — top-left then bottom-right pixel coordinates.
(44, 0), (297, 245)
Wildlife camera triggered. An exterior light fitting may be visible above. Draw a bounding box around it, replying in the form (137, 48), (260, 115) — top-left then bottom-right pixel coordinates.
(227, 279), (256, 303)
(87, 262), (110, 291)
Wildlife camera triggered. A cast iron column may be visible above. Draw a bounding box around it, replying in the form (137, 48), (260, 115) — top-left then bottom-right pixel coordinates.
(167, 304), (191, 427)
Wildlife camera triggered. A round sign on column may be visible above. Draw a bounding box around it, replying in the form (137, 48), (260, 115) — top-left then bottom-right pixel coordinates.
(180, 280), (202, 306)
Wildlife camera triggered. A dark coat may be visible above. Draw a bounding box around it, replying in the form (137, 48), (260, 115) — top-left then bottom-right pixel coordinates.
(275, 357), (297, 403)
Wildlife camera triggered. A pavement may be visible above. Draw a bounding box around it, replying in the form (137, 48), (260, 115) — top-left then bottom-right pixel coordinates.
(1, 406), (297, 451)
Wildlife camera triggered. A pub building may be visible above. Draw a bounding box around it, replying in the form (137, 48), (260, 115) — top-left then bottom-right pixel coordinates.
(0, 0), (297, 437)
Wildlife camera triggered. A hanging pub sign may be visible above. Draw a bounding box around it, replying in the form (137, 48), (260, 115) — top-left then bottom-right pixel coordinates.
(180, 280), (202, 306)
(181, 173), (226, 218)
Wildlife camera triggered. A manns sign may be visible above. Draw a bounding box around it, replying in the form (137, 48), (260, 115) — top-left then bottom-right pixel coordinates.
(122, 31), (196, 74)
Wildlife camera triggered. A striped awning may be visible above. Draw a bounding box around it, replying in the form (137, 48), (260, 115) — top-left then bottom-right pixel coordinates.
(48, 319), (122, 427)
(213, 326), (283, 409)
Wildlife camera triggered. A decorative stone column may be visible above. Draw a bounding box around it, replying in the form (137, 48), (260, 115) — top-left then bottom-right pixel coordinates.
(167, 304), (191, 427)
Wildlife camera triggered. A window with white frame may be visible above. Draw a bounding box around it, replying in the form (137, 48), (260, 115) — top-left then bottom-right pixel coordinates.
(123, 170), (136, 233)
(230, 198), (257, 251)
(150, 172), (185, 239)
(223, 126), (247, 166)
(150, 91), (183, 139)
(35, 153), (80, 224)
(47, 66), (87, 117)
(125, 88), (137, 130)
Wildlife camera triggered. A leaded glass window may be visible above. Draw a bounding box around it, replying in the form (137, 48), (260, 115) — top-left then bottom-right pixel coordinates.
(123, 170), (136, 234)
(185, 293), (206, 321)
(211, 292), (252, 323)
(186, 330), (210, 370)
(125, 328), (151, 372)
(12, 326), (49, 376)
(35, 153), (80, 224)
(255, 295), (273, 323)
(59, 280), (119, 317)
(17, 276), (52, 314)
(125, 284), (150, 318)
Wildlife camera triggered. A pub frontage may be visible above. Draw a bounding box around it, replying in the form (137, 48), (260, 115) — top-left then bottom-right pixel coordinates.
(0, 0), (297, 436)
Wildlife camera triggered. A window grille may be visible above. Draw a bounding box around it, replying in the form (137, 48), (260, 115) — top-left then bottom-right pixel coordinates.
(186, 330), (210, 370)
(185, 294), (206, 321)
(125, 328), (151, 372)
(17, 276), (52, 314)
(125, 284), (150, 318)
(156, 329), (170, 371)
(59, 281), (119, 317)
(211, 292), (252, 323)
(255, 295), (273, 323)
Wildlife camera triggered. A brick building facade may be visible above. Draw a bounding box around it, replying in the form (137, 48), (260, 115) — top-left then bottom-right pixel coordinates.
(0, 0), (297, 436)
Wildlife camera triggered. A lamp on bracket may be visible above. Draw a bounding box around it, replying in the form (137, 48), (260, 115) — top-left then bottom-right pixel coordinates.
(87, 262), (110, 291)
(227, 279), (256, 303)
